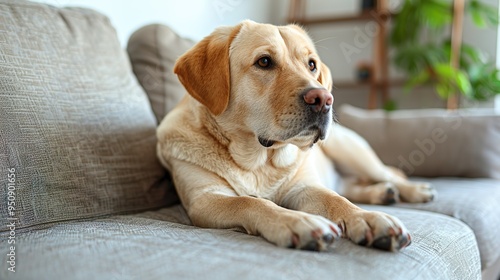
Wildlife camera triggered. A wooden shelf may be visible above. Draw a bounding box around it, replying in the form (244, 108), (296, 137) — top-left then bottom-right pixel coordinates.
(333, 79), (407, 90)
(333, 81), (371, 89)
(288, 10), (392, 25)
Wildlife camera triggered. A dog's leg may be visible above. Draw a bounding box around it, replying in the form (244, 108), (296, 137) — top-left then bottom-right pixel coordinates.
(169, 159), (341, 251)
(321, 125), (435, 203)
(279, 183), (411, 251)
(342, 179), (400, 205)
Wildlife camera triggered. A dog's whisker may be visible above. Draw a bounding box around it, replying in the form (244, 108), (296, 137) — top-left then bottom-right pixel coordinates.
(315, 45), (330, 51)
(313, 36), (337, 44)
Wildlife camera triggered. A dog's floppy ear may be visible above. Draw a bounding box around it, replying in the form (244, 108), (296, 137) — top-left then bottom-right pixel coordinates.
(174, 24), (242, 116)
(318, 62), (333, 92)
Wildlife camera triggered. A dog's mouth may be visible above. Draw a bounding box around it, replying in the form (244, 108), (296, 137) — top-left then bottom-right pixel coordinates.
(258, 137), (276, 147)
(257, 107), (337, 148)
(258, 126), (326, 148)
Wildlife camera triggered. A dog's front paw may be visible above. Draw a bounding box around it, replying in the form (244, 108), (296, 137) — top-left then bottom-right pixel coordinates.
(343, 210), (411, 252)
(263, 212), (341, 251)
(398, 182), (436, 203)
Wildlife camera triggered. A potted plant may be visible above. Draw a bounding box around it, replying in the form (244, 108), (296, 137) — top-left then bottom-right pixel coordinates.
(390, 0), (500, 109)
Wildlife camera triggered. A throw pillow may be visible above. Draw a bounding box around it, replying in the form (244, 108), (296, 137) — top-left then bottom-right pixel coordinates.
(127, 24), (195, 123)
(338, 105), (500, 179)
(0, 1), (175, 231)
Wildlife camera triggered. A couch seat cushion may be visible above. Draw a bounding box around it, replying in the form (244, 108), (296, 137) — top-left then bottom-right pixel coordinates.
(0, 205), (480, 280)
(397, 178), (500, 270)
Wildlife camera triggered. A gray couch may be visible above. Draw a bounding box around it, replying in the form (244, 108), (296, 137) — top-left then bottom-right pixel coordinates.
(1, 1), (499, 279)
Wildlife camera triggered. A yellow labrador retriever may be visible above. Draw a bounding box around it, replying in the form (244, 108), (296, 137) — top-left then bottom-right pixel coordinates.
(157, 20), (435, 252)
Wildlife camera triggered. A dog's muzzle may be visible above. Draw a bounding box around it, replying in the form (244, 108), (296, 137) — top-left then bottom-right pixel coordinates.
(301, 87), (334, 141)
(257, 88), (335, 148)
(302, 88), (333, 114)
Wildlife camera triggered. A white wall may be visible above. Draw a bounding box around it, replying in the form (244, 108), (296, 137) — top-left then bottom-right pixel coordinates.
(33, 0), (283, 45)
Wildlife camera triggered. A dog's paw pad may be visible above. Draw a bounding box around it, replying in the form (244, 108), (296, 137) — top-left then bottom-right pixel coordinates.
(301, 240), (320, 251)
(382, 187), (398, 205)
(345, 211), (411, 252)
(278, 214), (341, 251)
(372, 236), (392, 251)
(370, 182), (400, 205)
(290, 229), (338, 251)
(372, 234), (410, 251)
(357, 238), (368, 246)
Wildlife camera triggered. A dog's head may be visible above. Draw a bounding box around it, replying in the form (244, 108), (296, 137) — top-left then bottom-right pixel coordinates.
(174, 20), (334, 149)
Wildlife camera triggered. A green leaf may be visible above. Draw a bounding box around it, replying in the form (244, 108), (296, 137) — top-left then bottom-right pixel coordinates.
(467, 0), (499, 27)
(456, 71), (472, 96)
(393, 44), (448, 75)
(467, 64), (483, 82)
(390, 0), (500, 103)
(390, 1), (423, 46)
(404, 70), (430, 93)
(383, 99), (398, 111)
(434, 63), (456, 79)
(393, 45), (429, 74)
(461, 43), (485, 64)
(471, 9), (487, 27)
(420, 0), (453, 27)
(436, 83), (451, 98)
(433, 63), (472, 97)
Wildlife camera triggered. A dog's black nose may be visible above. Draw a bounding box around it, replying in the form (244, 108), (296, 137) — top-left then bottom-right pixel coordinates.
(302, 88), (333, 113)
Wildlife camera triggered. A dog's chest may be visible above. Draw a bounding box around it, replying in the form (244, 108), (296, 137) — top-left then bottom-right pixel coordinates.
(164, 123), (303, 199)
(226, 145), (302, 199)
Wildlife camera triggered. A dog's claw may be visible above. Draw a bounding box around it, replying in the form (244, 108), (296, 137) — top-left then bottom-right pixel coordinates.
(398, 234), (409, 249)
(323, 233), (334, 243)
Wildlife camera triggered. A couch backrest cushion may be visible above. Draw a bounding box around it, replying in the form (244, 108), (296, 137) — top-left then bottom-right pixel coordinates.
(127, 24), (195, 123)
(0, 1), (175, 231)
(338, 105), (500, 179)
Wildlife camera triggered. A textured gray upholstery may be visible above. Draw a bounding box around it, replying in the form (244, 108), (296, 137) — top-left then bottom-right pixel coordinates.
(339, 105), (500, 179)
(0, 0), (173, 232)
(127, 24), (195, 123)
(398, 178), (500, 269)
(0, 205), (481, 280)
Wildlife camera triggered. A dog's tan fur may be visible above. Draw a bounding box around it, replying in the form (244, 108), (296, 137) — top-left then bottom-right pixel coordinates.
(157, 20), (435, 251)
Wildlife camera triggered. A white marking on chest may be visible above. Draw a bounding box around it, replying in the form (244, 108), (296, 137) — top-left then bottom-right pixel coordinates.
(272, 144), (298, 168)
(225, 142), (299, 199)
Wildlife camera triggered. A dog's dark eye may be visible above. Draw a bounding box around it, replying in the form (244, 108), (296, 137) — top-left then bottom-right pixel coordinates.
(256, 57), (272, 69)
(309, 60), (317, 72)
